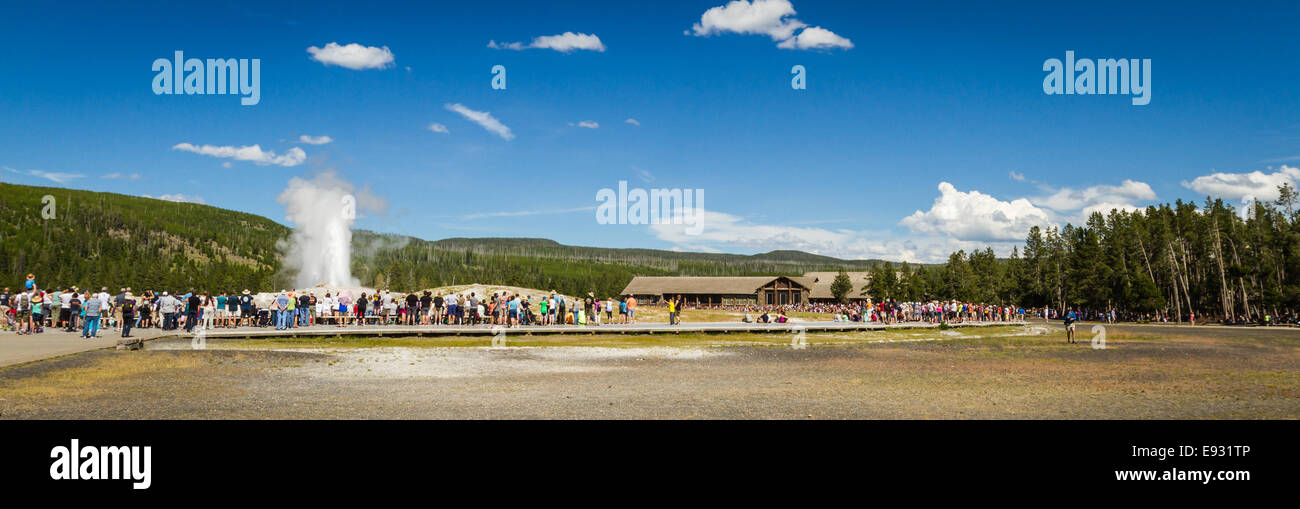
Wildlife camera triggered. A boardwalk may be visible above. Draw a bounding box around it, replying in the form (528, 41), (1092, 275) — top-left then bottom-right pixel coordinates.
(0, 320), (1027, 367)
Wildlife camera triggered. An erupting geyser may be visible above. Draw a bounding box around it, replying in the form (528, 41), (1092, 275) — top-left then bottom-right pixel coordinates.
(276, 172), (380, 288)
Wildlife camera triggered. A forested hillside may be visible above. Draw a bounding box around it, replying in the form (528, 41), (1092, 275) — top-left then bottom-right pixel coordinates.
(0, 182), (286, 292)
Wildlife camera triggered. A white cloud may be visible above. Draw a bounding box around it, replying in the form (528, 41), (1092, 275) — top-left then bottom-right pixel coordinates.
(532, 32), (606, 52)
(489, 32), (605, 53)
(644, 178), (1152, 263)
(689, 0), (851, 51)
(3, 166), (84, 184)
(101, 172), (141, 180)
(298, 135), (333, 145)
(1033, 179), (1156, 213)
(1082, 202), (1142, 218)
(625, 118), (640, 126)
(1009, 171), (1026, 182)
(144, 193), (205, 204)
(306, 42), (395, 70)
(486, 40), (526, 50)
(573, 120), (599, 129)
(172, 143), (307, 167)
(649, 207), (1004, 263)
(1181, 165), (1300, 202)
(444, 103), (514, 140)
(900, 182), (1054, 242)
(775, 26), (853, 50)
(691, 0), (805, 40)
(427, 122), (449, 134)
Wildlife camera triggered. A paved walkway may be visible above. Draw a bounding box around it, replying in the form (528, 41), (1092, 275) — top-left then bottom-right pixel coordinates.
(0, 326), (174, 367)
(0, 320), (1029, 368)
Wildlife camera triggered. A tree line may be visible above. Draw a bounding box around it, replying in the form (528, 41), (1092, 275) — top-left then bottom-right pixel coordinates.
(845, 184), (1299, 323)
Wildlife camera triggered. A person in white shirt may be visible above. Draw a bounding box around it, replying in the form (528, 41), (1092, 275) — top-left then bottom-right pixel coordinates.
(59, 289), (74, 328)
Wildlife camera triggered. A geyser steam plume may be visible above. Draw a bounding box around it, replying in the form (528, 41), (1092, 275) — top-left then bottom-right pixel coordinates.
(277, 172), (384, 288)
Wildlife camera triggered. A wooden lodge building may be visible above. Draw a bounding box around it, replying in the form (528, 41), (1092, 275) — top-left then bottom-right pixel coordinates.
(620, 272), (875, 306)
(803, 271), (872, 304)
(620, 276), (814, 306)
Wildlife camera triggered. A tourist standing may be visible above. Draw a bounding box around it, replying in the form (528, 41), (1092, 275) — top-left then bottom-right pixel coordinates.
(120, 298), (136, 338)
(82, 293), (102, 338)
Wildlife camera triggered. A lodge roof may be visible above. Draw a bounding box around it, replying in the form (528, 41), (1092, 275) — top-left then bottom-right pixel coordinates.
(620, 276), (814, 296)
(803, 271), (873, 300)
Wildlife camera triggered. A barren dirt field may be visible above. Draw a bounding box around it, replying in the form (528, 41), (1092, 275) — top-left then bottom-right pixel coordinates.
(0, 323), (1295, 419)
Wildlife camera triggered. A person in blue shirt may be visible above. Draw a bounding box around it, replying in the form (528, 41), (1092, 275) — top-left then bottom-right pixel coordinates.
(275, 292), (291, 330)
(1064, 309), (1079, 344)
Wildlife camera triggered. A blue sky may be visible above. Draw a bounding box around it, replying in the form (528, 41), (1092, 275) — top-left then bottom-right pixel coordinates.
(1, 0), (1298, 262)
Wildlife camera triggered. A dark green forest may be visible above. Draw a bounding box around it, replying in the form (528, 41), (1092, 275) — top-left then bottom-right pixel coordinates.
(0, 183), (285, 292)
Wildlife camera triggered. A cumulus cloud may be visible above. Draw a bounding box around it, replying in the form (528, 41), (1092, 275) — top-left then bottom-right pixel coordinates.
(571, 120), (599, 129)
(298, 135), (333, 145)
(1009, 171), (1026, 182)
(689, 0), (851, 51)
(900, 182), (1054, 242)
(172, 143), (307, 167)
(1182, 165), (1300, 202)
(307, 42), (395, 70)
(654, 208), (853, 254)
(488, 32), (605, 53)
(775, 25), (853, 50)
(625, 118), (640, 126)
(444, 103), (514, 140)
(649, 207), (1003, 263)
(1033, 179), (1156, 213)
(644, 178), (1154, 263)
(1082, 202), (1143, 218)
(144, 193), (205, 204)
(3, 166), (84, 184)
(427, 122), (449, 134)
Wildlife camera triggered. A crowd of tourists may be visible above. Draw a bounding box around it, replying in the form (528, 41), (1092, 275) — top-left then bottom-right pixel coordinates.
(709, 299), (1030, 325)
(23, 271), (1278, 340)
(0, 274), (656, 338)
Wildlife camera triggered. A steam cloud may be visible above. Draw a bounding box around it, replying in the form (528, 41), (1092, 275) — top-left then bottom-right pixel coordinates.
(277, 172), (386, 288)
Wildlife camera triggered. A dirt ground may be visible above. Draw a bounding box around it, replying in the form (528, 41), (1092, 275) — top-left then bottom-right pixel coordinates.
(0, 323), (1295, 419)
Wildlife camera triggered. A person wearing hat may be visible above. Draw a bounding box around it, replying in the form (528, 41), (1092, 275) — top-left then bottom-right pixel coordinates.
(159, 290), (179, 329)
(112, 287), (127, 332)
(239, 290), (253, 327)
